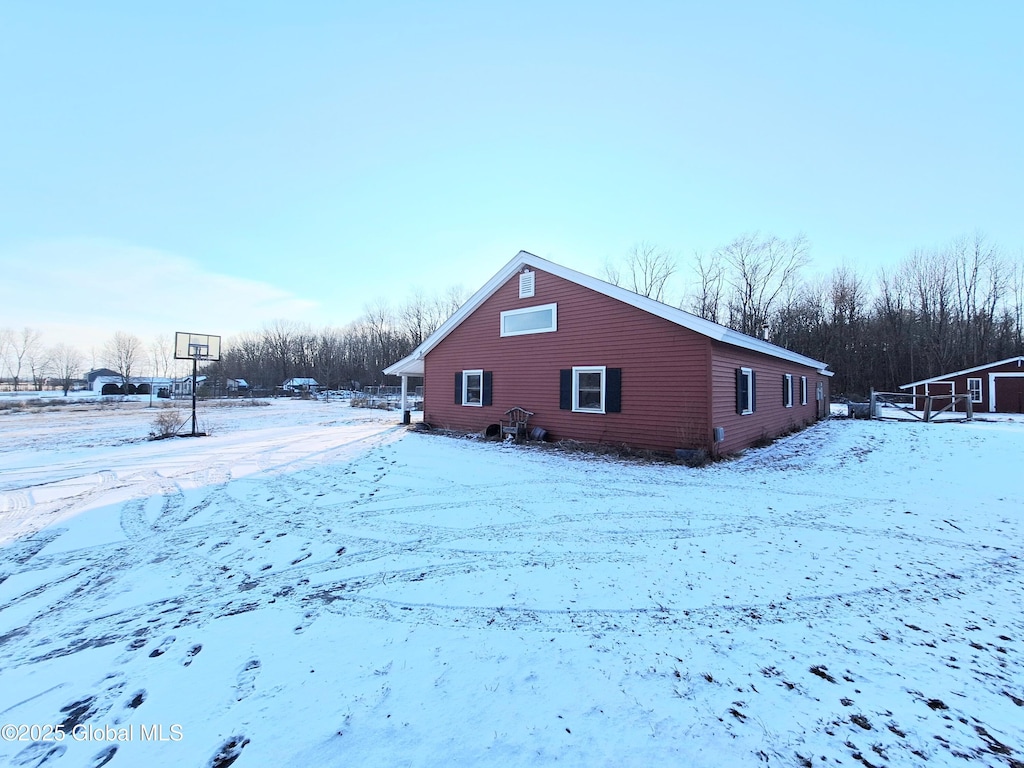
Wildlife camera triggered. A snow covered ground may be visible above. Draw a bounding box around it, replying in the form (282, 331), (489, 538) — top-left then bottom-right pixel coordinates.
(0, 398), (1022, 768)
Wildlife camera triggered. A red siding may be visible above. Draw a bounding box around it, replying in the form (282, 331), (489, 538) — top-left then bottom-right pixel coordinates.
(710, 342), (830, 455)
(910, 358), (1024, 413)
(424, 268), (828, 454)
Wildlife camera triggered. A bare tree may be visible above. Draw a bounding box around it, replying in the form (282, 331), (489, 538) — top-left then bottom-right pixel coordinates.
(8, 327), (43, 391)
(949, 232), (1004, 366)
(51, 343), (83, 395)
(28, 344), (53, 391)
(400, 287), (462, 348)
(687, 249), (726, 323)
(719, 233), (810, 337)
(104, 331), (143, 393)
(150, 334), (174, 380)
(1008, 254), (1024, 352)
(264, 320), (299, 385)
(904, 249), (956, 374)
(602, 258), (622, 288)
(399, 290), (435, 348)
(874, 265), (915, 386)
(439, 284), (469, 317)
(363, 299), (399, 382)
(0, 327), (12, 387)
(314, 328), (343, 393)
(604, 242), (676, 302)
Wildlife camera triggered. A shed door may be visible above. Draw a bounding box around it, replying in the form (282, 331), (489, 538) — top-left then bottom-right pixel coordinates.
(925, 381), (954, 411)
(994, 376), (1024, 413)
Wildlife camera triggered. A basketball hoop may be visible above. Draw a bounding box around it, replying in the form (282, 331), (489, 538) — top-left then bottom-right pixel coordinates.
(174, 332), (222, 436)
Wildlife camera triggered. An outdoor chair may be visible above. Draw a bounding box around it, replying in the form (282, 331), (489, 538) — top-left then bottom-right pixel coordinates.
(500, 407), (534, 442)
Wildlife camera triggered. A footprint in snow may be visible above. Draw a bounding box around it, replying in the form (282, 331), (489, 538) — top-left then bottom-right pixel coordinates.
(208, 735), (250, 768)
(88, 746), (118, 768)
(235, 659), (261, 701)
(149, 635), (176, 658)
(58, 674), (126, 731)
(113, 630), (150, 663)
(183, 643), (203, 666)
(11, 742), (67, 766)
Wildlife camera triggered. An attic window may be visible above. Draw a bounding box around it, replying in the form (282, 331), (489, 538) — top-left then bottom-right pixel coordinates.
(519, 270), (535, 298)
(500, 303), (557, 337)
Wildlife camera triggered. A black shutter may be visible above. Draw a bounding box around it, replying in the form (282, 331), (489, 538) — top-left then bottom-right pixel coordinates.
(455, 371), (462, 405)
(559, 369), (571, 410)
(606, 368), (622, 413)
(482, 371), (492, 406)
(736, 369), (745, 414)
(751, 371), (757, 412)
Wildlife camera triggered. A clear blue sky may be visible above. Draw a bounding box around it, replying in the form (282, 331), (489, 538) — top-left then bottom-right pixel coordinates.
(2, 1), (1022, 354)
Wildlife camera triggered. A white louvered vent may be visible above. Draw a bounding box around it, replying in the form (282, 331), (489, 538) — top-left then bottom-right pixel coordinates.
(519, 270), (535, 298)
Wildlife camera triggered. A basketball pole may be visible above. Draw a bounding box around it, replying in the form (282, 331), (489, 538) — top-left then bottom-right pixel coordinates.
(191, 355), (198, 436)
(175, 332), (219, 438)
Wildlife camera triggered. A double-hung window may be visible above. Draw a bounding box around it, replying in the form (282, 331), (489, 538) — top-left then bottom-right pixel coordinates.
(967, 377), (982, 403)
(456, 369), (491, 406)
(783, 374), (793, 407)
(736, 368), (755, 414)
(574, 367), (605, 412)
(800, 376), (808, 405)
(559, 366), (622, 413)
(463, 370), (483, 405)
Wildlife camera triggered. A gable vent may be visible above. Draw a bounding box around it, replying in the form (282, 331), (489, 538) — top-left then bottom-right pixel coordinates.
(519, 270), (535, 298)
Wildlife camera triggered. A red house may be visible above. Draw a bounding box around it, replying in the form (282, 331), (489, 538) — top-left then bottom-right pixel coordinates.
(385, 252), (832, 456)
(899, 356), (1024, 414)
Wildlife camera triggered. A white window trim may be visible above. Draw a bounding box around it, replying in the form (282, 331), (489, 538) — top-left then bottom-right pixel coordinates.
(967, 377), (982, 403)
(572, 365), (606, 414)
(739, 367), (754, 415)
(784, 374), (793, 408)
(500, 303), (557, 337)
(462, 369), (483, 407)
(800, 375), (808, 405)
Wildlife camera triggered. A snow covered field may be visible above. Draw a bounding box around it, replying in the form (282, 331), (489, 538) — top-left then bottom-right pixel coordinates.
(1, 399), (1022, 768)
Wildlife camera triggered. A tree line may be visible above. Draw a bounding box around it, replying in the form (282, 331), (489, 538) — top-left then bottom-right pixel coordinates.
(0, 329), (180, 395)
(5, 232), (1021, 399)
(607, 232), (1023, 396)
(200, 287), (470, 394)
(0, 328), (82, 394)
(210, 231), (1021, 398)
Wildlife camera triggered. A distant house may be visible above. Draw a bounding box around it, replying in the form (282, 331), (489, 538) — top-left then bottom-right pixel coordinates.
(226, 378), (249, 393)
(900, 356), (1024, 414)
(384, 251), (832, 456)
(282, 377), (320, 394)
(85, 368), (121, 392)
(86, 369), (170, 395)
(172, 376), (207, 397)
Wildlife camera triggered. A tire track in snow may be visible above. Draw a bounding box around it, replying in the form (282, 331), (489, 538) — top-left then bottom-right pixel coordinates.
(0, 471), (121, 547)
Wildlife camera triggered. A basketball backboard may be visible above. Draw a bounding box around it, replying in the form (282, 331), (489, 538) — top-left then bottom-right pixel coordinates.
(174, 332), (222, 361)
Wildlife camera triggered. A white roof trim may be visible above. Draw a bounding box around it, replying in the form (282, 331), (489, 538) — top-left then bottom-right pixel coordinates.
(384, 251), (832, 376)
(899, 356), (1024, 389)
(383, 354), (424, 377)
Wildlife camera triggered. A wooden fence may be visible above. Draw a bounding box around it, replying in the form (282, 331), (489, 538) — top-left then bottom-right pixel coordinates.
(868, 389), (974, 422)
